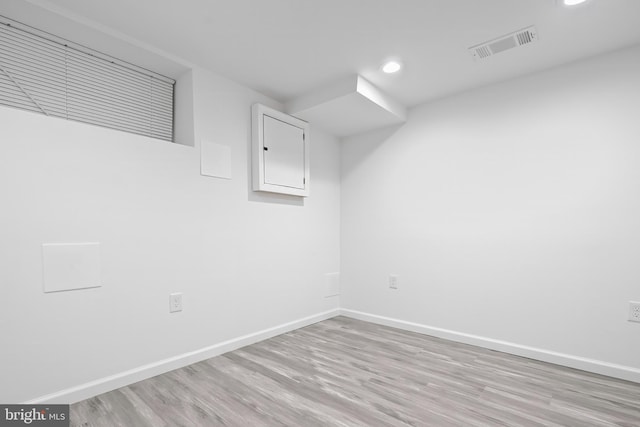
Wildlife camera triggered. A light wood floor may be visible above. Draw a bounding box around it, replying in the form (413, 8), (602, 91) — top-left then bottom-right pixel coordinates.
(71, 316), (640, 426)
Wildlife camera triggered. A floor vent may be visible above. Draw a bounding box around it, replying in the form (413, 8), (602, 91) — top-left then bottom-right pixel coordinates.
(469, 26), (538, 60)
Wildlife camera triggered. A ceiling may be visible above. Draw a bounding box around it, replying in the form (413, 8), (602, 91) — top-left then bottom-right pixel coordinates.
(5, 0), (640, 109)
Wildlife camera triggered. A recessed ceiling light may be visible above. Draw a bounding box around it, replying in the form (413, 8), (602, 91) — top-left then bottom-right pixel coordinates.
(563, 0), (587, 5)
(382, 60), (402, 74)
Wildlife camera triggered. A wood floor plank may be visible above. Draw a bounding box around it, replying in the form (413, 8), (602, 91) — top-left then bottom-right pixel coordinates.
(71, 316), (640, 426)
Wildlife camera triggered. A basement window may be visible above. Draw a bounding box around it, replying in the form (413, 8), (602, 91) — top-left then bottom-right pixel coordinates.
(0, 17), (175, 142)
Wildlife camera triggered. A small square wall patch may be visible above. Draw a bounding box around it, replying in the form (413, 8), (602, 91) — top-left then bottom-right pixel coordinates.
(42, 243), (101, 293)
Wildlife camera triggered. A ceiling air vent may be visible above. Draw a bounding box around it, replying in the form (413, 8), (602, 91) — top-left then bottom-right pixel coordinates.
(469, 26), (538, 61)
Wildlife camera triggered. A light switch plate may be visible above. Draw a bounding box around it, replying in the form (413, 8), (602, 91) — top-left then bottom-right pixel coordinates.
(42, 243), (101, 293)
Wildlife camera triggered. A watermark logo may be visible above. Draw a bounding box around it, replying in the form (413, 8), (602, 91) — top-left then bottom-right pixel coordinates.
(1, 405), (69, 426)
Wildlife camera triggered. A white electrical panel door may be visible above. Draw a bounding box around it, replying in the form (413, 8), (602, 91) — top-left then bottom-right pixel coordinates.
(252, 104), (310, 197)
(263, 115), (305, 189)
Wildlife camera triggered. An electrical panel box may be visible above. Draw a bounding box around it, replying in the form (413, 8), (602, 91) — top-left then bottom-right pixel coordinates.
(252, 103), (310, 197)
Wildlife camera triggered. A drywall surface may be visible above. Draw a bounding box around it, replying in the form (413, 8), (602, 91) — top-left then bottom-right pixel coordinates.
(0, 66), (340, 403)
(341, 45), (640, 371)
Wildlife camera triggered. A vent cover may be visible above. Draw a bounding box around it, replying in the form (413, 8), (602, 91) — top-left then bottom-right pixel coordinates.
(469, 26), (538, 60)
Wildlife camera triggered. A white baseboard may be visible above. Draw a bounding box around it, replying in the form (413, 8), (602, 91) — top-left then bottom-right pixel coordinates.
(26, 309), (341, 404)
(340, 309), (640, 384)
(26, 307), (639, 404)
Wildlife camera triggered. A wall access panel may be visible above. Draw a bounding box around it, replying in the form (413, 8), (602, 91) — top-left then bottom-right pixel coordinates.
(252, 104), (310, 197)
(42, 242), (102, 293)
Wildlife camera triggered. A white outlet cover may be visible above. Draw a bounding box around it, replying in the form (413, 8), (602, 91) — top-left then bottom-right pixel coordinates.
(170, 293), (183, 313)
(389, 274), (399, 289)
(630, 301), (640, 323)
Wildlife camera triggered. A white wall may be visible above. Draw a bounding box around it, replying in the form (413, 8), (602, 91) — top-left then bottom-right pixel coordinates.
(2, 29), (638, 405)
(0, 66), (341, 403)
(341, 45), (640, 376)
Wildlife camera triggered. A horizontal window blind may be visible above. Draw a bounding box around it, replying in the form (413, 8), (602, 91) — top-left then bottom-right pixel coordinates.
(0, 17), (175, 142)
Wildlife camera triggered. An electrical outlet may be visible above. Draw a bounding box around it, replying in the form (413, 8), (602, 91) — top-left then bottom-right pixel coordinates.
(170, 293), (183, 313)
(389, 274), (399, 290)
(629, 301), (640, 323)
